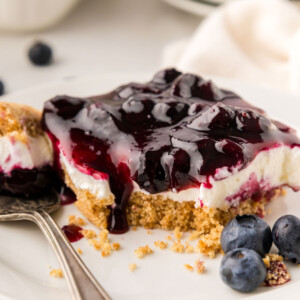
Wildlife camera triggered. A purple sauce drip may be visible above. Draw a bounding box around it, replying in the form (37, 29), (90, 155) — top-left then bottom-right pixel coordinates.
(42, 69), (300, 234)
(59, 184), (77, 206)
(61, 224), (83, 242)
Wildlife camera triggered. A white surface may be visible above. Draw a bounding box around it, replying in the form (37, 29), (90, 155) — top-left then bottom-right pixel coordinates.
(0, 0), (200, 94)
(163, 0), (300, 95)
(1, 74), (300, 300)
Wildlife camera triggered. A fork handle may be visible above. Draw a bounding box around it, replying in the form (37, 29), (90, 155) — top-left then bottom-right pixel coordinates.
(28, 210), (111, 300)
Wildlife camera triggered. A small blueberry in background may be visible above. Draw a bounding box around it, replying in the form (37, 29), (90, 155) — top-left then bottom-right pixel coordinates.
(220, 248), (266, 293)
(28, 41), (52, 66)
(221, 214), (272, 257)
(272, 215), (300, 263)
(0, 80), (4, 96)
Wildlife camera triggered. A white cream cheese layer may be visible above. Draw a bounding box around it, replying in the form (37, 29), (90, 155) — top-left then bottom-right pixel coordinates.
(0, 135), (53, 173)
(60, 152), (114, 201)
(60, 145), (300, 209)
(199, 145), (300, 208)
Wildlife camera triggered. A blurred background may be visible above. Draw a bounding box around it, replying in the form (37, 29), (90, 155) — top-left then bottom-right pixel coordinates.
(1, 0), (300, 95)
(0, 0), (200, 93)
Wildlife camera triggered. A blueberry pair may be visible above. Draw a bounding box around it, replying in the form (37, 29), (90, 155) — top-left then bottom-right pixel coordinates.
(219, 215), (270, 293)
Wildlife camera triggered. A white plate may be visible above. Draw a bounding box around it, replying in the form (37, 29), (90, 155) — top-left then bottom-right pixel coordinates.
(1, 74), (300, 300)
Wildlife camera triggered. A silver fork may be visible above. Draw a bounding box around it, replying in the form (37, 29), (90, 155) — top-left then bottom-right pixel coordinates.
(0, 189), (111, 300)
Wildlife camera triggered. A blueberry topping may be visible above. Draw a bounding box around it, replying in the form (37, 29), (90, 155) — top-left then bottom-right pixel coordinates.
(220, 248), (267, 293)
(235, 109), (271, 133)
(42, 69), (300, 233)
(152, 68), (182, 85)
(187, 103), (235, 131)
(0, 80), (4, 96)
(170, 73), (225, 100)
(221, 215), (272, 256)
(272, 215), (300, 263)
(28, 41), (52, 66)
(0, 166), (55, 195)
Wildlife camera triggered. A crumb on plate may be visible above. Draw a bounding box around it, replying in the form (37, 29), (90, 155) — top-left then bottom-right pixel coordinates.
(134, 245), (153, 258)
(184, 264), (194, 272)
(68, 215), (86, 226)
(80, 229), (97, 239)
(154, 240), (168, 249)
(49, 268), (63, 278)
(129, 263), (137, 272)
(263, 254), (290, 286)
(174, 227), (183, 240)
(194, 260), (205, 274)
(170, 241), (185, 253)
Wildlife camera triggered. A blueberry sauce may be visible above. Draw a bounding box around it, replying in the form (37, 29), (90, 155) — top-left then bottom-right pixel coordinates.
(61, 224), (83, 243)
(59, 183), (77, 206)
(0, 165), (54, 195)
(42, 69), (300, 233)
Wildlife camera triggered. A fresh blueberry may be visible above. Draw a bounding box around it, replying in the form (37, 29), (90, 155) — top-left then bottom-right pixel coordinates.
(221, 214), (272, 257)
(272, 215), (300, 263)
(28, 41), (52, 66)
(0, 80), (4, 96)
(220, 248), (266, 293)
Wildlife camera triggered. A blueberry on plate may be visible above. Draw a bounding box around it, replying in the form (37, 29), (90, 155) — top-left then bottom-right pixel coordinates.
(221, 214), (272, 256)
(28, 41), (52, 66)
(0, 80), (4, 96)
(272, 215), (300, 263)
(220, 248), (266, 293)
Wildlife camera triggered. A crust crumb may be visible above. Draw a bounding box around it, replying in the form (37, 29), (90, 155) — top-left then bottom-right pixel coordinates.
(184, 264), (194, 272)
(154, 240), (168, 249)
(83, 228), (121, 257)
(281, 189), (287, 196)
(185, 242), (194, 253)
(194, 260), (205, 274)
(69, 215), (86, 226)
(80, 229), (97, 239)
(49, 268), (63, 278)
(101, 250), (111, 257)
(170, 241), (185, 253)
(188, 231), (203, 241)
(263, 254), (290, 286)
(134, 245), (154, 258)
(166, 236), (173, 241)
(196, 225), (223, 258)
(129, 263), (137, 272)
(147, 230), (152, 235)
(112, 242), (121, 251)
(132, 227), (137, 231)
(174, 227), (183, 240)
(99, 229), (109, 240)
(77, 248), (83, 255)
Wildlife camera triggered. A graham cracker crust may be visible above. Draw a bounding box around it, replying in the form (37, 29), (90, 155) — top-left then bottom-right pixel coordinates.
(0, 102), (43, 140)
(62, 159), (283, 256)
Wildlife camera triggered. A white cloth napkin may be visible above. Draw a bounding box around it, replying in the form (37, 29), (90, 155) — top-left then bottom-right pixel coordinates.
(162, 0), (300, 94)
